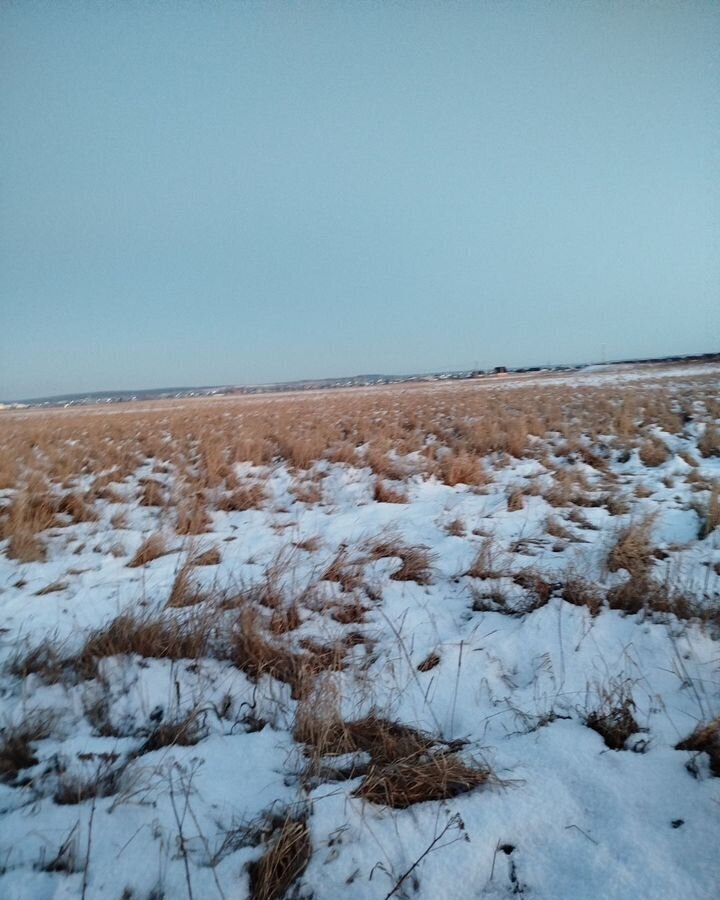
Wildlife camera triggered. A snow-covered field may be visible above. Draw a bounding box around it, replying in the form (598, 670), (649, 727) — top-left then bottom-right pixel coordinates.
(1, 362), (719, 899)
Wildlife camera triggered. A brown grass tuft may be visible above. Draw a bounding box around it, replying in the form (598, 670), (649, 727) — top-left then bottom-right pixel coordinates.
(321, 547), (365, 592)
(230, 608), (314, 698)
(8, 640), (66, 684)
(166, 560), (209, 608)
(0, 483), (60, 561)
(0, 712), (55, 783)
(58, 492), (97, 523)
(127, 533), (170, 568)
(606, 513), (656, 578)
(390, 545), (435, 584)
(698, 423), (720, 459)
(248, 816), (311, 900)
(506, 486), (524, 512)
(417, 652), (441, 672)
(439, 452), (487, 487)
(175, 493), (212, 535)
(373, 479), (408, 504)
(35, 580), (69, 596)
(192, 545), (221, 566)
(676, 717), (720, 776)
(465, 538), (505, 580)
(355, 752), (491, 809)
(584, 684), (641, 750)
(75, 611), (211, 678)
(137, 710), (206, 755)
(697, 481), (720, 539)
(638, 436), (670, 467)
(218, 483), (267, 512)
(138, 478), (167, 507)
(562, 577), (602, 616)
(445, 517), (465, 536)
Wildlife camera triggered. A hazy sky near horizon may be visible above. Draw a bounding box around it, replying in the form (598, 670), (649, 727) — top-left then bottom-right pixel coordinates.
(1, 1), (719, 400)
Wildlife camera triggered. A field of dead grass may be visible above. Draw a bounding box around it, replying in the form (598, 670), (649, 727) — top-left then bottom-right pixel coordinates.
(0, 361), (719, 899)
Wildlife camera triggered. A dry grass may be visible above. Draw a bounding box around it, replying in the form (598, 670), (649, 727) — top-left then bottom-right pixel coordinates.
(53, 762), (122, 805)
(511, 568), (554, 613)
(57, 491), (97, 523)
(166, 560), (210, 608)
(606, 513), (657, 578)
(355, 752), (491, 808)
(445, 517), (465, 536)
(75, 611), (211, 678)
(545, 515), (574, 541)
(562, 576), (603, 616)
(289, 478), (322, 505)
(218, 483), (267, 512)
(7, 639), (66, 684)
(293, 535), (321, 553)
(373, 479), (408, 504)
(417, 652), (441, 672)
(698, 423), (720, 458)
(175, 492), (212, 535)
(35, 580), (69, 596)
(0, 712), (55, 783)
(330, 596), (368, 625)
(1, 369), (716, 517)
(638, 436), (670, 467)
(584, 684), (641, 750)
(506, 486), (524, 512)
(676, 717), (720, 776)
(0, 481), (59, 561)
(137, 710), (206, 755)
(269, 604), (302, 634)
(295, 701), (490, 808)
(138, 478), (167, 507)
(697, 481), (720, 539)
(390, 545), (435, 584)
(439, 452), (487, 487)
(248, 816), (311, 900)
(192, 545), (221, 566)
(230, 608), (319, 698)
(465, 538), (505, 580)
(364, 532), (436, 584)
(127, 532), (170, 568)
(321, 547), (365, 592)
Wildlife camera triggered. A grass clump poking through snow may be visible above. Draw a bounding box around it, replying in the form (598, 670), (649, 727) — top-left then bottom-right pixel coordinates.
(248, 815), (311, 900)
(175, 492), (212, 535)
(438, 452), (487, 487)
(166, 558), (210, 608)
(0, 481), (59, 562)
(676, 718), (720, 776)
(584, 683), (642, 750)
(606, 513), (657, 578)
(356, 751), (492, 809)
(137, 709), (206, 756)
(127, 532), (170, 568)
(561, 576), (603, 616)
(7, 639), (67, 684)
(366, 534), (435, 584)
(373, 479), (409, 504)
(697, 481), (720, 539)
(217, 482), (267, 512)
(230, 608), (341, 698)
(295, 697), (492, 808)
(0, 712), (55, 783)
(74, 611), (211, 678)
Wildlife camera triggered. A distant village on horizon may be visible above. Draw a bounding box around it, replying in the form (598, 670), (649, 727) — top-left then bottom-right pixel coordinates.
(3, 350), (719, 411)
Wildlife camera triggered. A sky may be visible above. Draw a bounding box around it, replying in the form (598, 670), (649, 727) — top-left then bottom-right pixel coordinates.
(1, 1), (719, 401)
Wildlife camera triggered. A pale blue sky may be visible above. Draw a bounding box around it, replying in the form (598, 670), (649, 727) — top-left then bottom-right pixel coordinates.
(1, 1), (718, 400)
